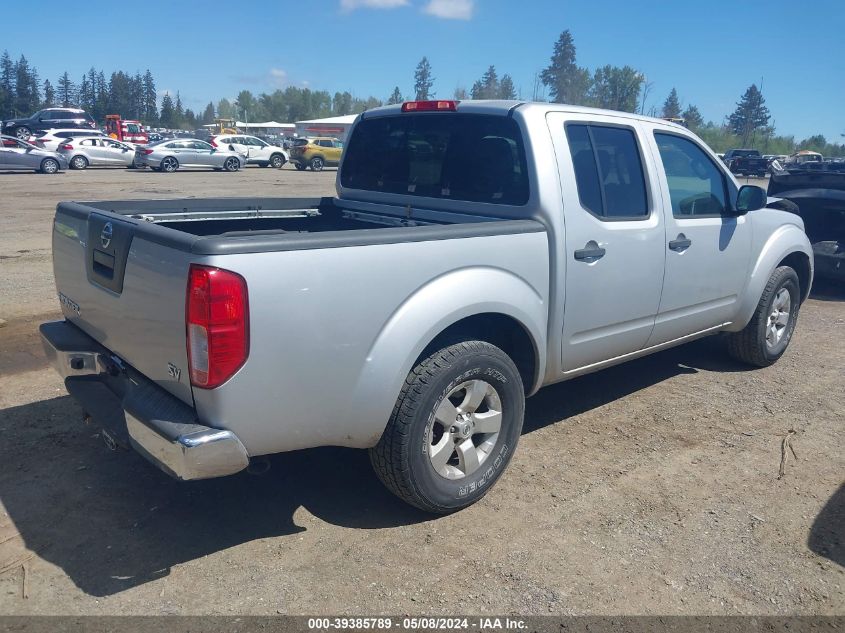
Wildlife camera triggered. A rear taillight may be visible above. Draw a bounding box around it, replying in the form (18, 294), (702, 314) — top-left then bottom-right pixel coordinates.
(59, 143), (73, 150)
(186, 264), (249, 389)
(141, 148), (154, 155)
(210, 139), (218, 147)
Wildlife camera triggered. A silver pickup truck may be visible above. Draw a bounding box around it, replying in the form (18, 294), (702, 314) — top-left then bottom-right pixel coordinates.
(41, 100), (813, 513)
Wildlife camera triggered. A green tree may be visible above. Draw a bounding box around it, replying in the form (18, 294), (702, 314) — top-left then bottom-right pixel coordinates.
(14, 55), (39, 115)
(57, 72), (75, 107)
(682, 104), (703, 130)
(662, 87), (681, 119)
(471, 65), (499, 100)
(0, 51), (13, 117)
(42, 79), (55, 107)
(453, 86), (468, 100)
(499, 74), (517, 99)
(588, 65), (644, 113)
(202, 102), (215, 124)
(159, 92), (175, 128)
(217, 98), (234, 119)
(728, 84), (770, 146)
(387, 86), (404, 105)
(332, 91), (353, 115)
(540, 30), (591, 105)
(414, 56), (434, 100)
(142, 70), (157, 122)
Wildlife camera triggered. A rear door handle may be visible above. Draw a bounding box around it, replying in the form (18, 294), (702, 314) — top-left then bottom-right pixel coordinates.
(669, 234), (692, 252)
(574, 241), (606, 261)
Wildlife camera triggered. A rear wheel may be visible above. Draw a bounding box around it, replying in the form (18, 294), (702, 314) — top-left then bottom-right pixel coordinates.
(15, 126), (31, 140)
(224, 156), (240, 172)
(40, 158), (60, 174)
(294, 162), (306, 171)
(70, 156), (88, 170)
(160, 157), (178, 172)
(310, 156), (324, 171)
(369, 340), (525, 513)
(269, 153), (285, 168)
(727, 266), (801, 367)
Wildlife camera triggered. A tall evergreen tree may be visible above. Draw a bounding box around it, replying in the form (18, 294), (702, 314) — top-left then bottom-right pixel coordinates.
(14, 55), (39, 115)
(453, 86), (468, 100)
(728, 84), (770, 145)
(413, 56), (434, 100)
(540, 30), (591, 105)
(142, 70), (157, 122)
(202, 101), (215, 124)
(682, 104), (703, 130)
(57, 72), (75, 107)
(42, 79), (55, 107)
(159, 93), (175, 128)
(662, 87), (681, 119)
(0, 51), (14, 117)
(387, 86), (404, 105)
(499, 74), (517, 99)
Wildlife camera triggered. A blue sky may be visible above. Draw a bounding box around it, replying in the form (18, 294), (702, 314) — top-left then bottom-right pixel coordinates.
(4, 0), (843, 140)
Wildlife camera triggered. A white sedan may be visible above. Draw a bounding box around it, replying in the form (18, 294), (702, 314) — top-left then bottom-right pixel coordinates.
(34, 129), (107, 151)
(211, 134), (288, 168)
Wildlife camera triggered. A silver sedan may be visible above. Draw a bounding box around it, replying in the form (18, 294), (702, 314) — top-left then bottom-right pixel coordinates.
(57, 137), (138, 169)
(136, 139), (244, 172)
(0, 135), (68, 173)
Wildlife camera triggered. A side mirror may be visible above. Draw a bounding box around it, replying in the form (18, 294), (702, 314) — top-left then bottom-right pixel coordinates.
(228, 144), (235, 152)
(735, 185), (766, 214)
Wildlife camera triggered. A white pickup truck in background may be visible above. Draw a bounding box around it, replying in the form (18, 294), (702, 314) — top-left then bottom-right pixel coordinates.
(42, 100), (813, 513)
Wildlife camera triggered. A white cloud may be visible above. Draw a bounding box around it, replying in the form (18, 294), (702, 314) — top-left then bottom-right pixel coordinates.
(269, 68), (288, 88)
(340, 0), (408, 11)
(423, 0), (474, 20)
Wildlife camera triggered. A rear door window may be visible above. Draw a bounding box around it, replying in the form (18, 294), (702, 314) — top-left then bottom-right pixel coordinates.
(566, 123), (649, 219)
(341, 113), (529, 205)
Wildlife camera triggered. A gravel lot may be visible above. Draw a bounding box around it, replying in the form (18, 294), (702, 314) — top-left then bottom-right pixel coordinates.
(0, 167), (842, 615)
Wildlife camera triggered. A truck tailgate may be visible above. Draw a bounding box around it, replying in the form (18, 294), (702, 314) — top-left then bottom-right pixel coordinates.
(52, 206), (194, 405)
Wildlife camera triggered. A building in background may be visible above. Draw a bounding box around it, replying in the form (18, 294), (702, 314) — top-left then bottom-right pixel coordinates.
(294, 114), (358, 141)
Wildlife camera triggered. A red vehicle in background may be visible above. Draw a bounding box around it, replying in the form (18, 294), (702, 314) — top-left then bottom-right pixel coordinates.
(105, 114), (148, 145)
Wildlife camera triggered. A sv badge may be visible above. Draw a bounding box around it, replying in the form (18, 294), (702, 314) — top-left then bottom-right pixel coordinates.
(167, 362), (182, 382)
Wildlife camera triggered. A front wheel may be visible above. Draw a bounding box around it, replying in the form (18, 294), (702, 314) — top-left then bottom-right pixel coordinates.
(15, 126), (31, 140)
(369, 340), (525, 514)
(70, 156), (88, 170)
(223, 156), (240, 172)
(269, 153), (285, 168)
(727, 266), (801, 367)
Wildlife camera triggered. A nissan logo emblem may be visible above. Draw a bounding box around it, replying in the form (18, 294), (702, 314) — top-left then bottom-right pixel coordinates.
(100, 222), (113, 249)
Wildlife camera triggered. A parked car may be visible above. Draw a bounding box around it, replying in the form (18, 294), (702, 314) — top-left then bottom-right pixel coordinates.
(147, 132), (163, 144)
(722, 148), (769, 177)
(210, 134), (288, 168)
(769, 161), (845, 281)
(41, 100), (813, 513)
(0, 135), (68, 173)
(289, 136), (343, 171)
(35, 129), (108, 152)
(57, 137), (138, 170)
(135, 139), (243, 172)
(1, 108), (96, 140)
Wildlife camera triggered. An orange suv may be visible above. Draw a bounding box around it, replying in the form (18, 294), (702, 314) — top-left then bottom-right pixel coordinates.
(290, 137), (344, 171)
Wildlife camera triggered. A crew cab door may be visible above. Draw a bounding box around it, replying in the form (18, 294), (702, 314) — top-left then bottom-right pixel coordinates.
(548, 114), (666, 372)
(645, 130), (752, 344)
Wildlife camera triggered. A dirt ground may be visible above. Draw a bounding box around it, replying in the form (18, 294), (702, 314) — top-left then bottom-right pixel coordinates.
(0, 167), (842, 615)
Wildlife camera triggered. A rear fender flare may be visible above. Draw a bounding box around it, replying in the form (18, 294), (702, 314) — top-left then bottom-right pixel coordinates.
(347, 267), (547, 447)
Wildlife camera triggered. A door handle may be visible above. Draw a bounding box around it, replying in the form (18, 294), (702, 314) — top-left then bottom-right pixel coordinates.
(669, 234), (692, 252)
(574, 241), (606, 262)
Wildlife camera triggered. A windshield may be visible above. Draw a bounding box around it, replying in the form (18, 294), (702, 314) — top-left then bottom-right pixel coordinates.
(341, 113), (529, 205)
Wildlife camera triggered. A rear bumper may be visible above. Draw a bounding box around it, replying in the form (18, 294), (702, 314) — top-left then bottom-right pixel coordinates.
(39, 320), (250, 480)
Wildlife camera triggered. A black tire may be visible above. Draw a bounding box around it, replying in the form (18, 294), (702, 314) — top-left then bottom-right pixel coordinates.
(160, 156), (178, 172)
(40, 158), (60, 174)
(727, 266), (801, 367)
(15, 126), (31, 140)
(310, 156), (324, 171)
(269, 153), (285, 168)
(369, 340), (525, 514)
(223, 156), (240, 172)
(294, 162), (306, 171)
(70, 155), (88, 170)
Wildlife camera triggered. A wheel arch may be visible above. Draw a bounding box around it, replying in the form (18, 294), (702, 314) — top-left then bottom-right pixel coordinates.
(347, 267), (547, 448)
(726, 223), (814, 332)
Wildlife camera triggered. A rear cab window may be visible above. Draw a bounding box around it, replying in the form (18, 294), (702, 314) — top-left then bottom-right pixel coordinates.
(565, 123), (649, 220)
(341, 113), (529, 205)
